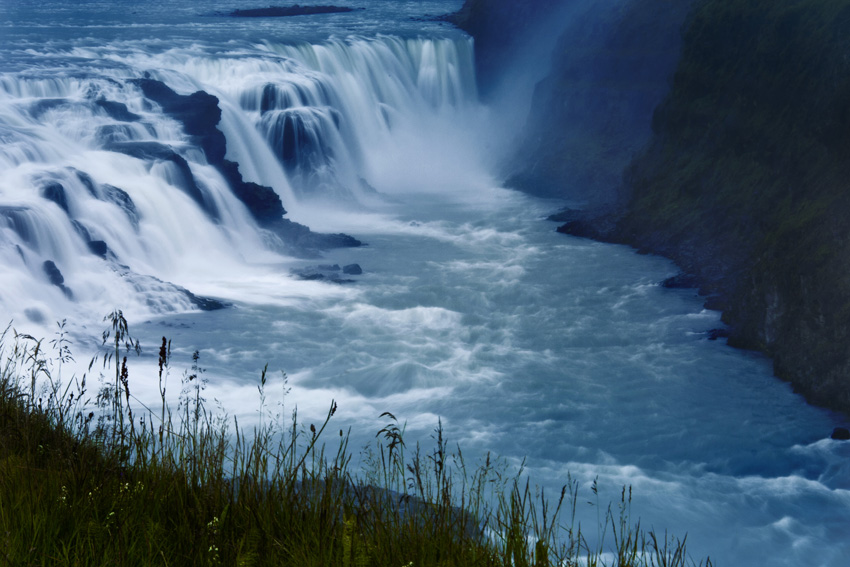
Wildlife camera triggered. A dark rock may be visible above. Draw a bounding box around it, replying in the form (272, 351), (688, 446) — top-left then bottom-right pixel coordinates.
(74, 170), (98, 196)
(447, 0), (564, 98)
(95, 124), (140, 145)
(113, 264), (229, 311)
(292, 264), (355, 283)
(131, 79), (285, 222)
(1, 206), (32, 243)
(130, 78), (226, 162)
(87, 240), (108, 258)
(28, 98), (68, 119)
(703, 295), (727, 312)
(707, 328), (730, 341)
(182, 289), (229, 311)
(662, 273), (700, 289)
(71, 221), (91, 242)
(266, 218), (363, 254)
(42, 260), (64, 286)
(40, 182), (69, 213)
(343, 263), (362, 275)
(229, 6), (356, 18)
(42, 260), (73, 299)
(101, 185), (140, 229)
(95, 99), (141, 122)
(831, 427), (850, 440)
(217, 159), (286, 223)
(104, 141), (215, 218)
(131, 78), (364, 251)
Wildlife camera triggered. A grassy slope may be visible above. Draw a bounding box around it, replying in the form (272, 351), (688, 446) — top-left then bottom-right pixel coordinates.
(616, 0), (850, 413)
(0, 320), (710, 566)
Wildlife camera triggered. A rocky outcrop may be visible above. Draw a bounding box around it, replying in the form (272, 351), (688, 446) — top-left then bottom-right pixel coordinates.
(130, 78), (362, 253)
(447, 0), (564, 97)
(506, 0), (693, 205)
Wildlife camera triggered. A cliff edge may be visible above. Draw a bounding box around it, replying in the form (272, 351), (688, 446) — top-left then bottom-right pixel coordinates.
(458, 0), (850, 415)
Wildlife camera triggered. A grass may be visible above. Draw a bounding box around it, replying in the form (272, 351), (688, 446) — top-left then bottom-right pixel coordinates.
(0, 312), (712, 566)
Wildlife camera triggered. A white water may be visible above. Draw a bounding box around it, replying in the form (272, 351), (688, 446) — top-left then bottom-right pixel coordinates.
(1, 1), (849, 565)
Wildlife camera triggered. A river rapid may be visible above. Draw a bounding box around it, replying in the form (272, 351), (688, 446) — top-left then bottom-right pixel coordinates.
(1, 1), (849, 565)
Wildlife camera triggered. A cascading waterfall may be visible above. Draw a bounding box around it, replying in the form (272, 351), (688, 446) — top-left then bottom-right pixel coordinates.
(0, 35), (480, 329)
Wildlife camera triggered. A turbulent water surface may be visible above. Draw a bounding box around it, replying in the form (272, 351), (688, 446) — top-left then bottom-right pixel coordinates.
(1, 1), (849, 565)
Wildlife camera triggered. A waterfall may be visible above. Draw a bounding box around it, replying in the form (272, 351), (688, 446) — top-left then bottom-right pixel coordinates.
(0, 35), (480, 329)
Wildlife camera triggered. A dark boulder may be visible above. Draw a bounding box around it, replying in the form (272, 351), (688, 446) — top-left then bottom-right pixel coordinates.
(42, 260), (73, 299)
(42, 260), (64, 286)
(95, 99), (141, 122)
(662, 273), (700, 289)
(831, 427), (850, 440)
(40, 182), (69, 213)
(87, 240), (108, 258)
(707, 328), (730, 341)
(291, 264), (355, 283)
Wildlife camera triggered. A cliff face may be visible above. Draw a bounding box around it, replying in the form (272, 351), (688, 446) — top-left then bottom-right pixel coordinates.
(448, 0), (565, 97)
(460, 0), (850, 415)
(507, 0), (693, 206)
(614, 0), (850, 413)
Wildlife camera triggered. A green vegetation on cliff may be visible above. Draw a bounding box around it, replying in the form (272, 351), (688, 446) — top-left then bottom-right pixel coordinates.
(618, 0), (850, 412)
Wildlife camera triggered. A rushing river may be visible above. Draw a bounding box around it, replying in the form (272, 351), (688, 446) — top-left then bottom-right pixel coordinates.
(1, 1), (849, 565)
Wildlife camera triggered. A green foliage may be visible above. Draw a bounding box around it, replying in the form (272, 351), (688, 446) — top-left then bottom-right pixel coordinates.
(0, 319), (711, 566)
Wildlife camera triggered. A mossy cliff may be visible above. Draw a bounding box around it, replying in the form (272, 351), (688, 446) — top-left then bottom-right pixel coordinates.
(458, 0), (850, 415)
(612, 0), (850, 414)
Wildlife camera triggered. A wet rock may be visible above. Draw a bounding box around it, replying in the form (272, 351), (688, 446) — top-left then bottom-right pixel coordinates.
(40, 182), (69, 213)
(87, 240), (108, 258)
(104, 141), (215, 218)
(95, 99), (141, 122)
(42, 260), (64, 286)
(131, 78), (363, 251)
(101, 185), (140, 229)
(291, 265), (355, 283)
(662, 273), (700, 289)
(707, 328), (730, 341)
(42, 260), (73, 299)
(831, 427), (850, 440)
